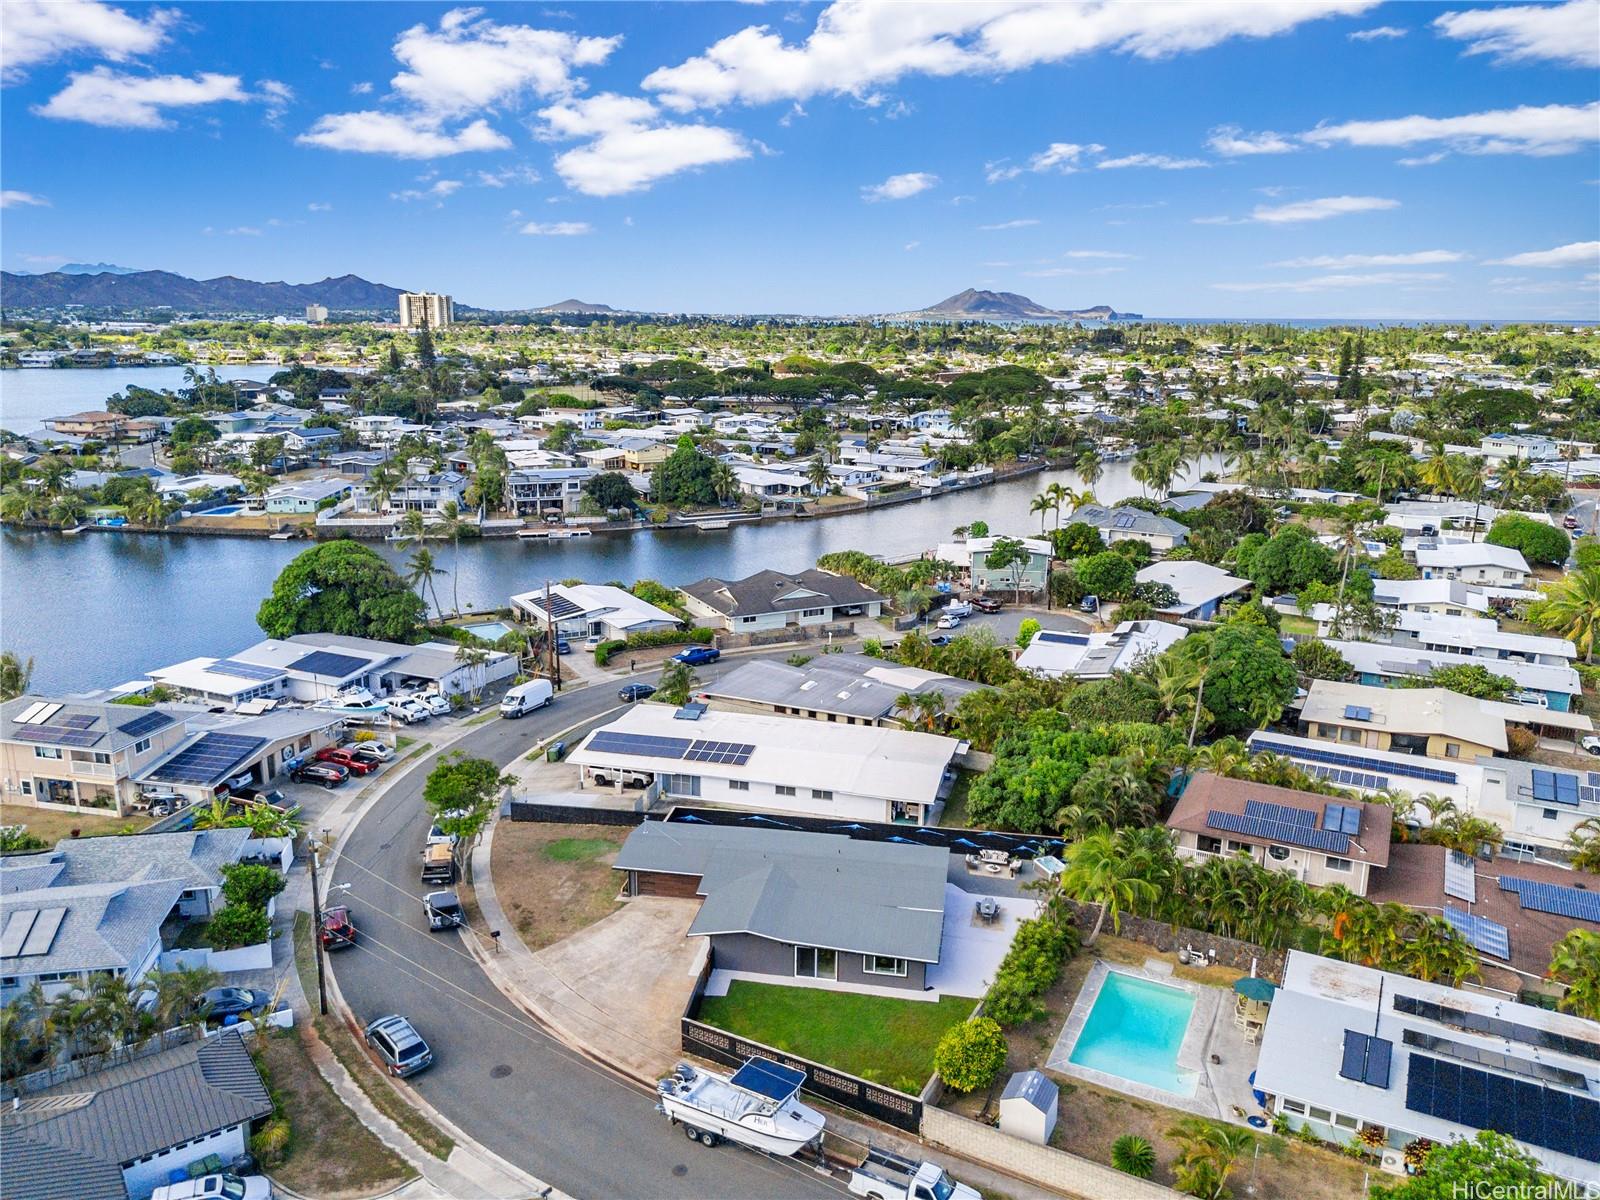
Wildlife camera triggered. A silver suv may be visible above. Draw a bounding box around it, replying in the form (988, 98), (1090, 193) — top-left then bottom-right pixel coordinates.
(363, 1014), (433, 1077)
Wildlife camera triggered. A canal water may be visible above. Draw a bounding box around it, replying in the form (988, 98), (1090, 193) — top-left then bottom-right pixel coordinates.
(0, 369), (1219, 692)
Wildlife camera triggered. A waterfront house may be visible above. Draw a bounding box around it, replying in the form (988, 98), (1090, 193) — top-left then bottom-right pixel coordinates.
(509, 582), (680, 642)
(263, 477), (352, 514)
(1254, 950), (1599, 1186)
(506, 467), (595, 517)
(43, 411), (156, 443)
(1414, 542), (1532, 588)
(0, 1029), (273, 1200)
(1, 698), (193, 817)
(1065, 503), (1188, 556)
(614, 822), (949, 996)
(1017, 620), (1187, 681)
(1297, 680), (1507, 760)
(352, 464), (467, 514)
(700, 654), (983, 727)
(935, 535), (1052, 593)
(1166, 772), (1390, 895)
(1135, 560), (1251, 620)
(570, 703), (963, 825)
(680, 569), (885, 635)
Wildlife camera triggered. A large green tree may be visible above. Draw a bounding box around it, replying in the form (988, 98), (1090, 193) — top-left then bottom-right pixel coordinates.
(256, 541), (426, 642)
(1485, 513), (1569, 567)
(650, 435), (719, 507)
(1372, 1132), (1548, 1200)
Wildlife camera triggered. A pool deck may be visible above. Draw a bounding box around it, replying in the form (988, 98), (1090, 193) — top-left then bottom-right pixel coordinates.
(1046, 957), (1265, 1127)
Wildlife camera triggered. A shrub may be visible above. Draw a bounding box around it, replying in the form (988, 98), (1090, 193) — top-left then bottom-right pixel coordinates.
(593, 626), (715, 666)
(932, 1017), (1008, 1093)
(1112, 1134), (1157, 1178)
(984, 911), (1080, 1027)
(1505, 726), (1538, 758)
(594, 639), (626, 665)
(207, 903), (270, 950)
(250, 1116), (292, 1166)
(1015, 618), (1041, 649)
(0, 825), (46, 853)
(220, 863), (286, 910)
(1486, 514), (1569, 567)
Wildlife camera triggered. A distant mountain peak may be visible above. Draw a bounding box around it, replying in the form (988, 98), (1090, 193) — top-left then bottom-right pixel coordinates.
(898, 288), (1138, 322)
(1, 269), (413, 315)
(536, 298), (617, 313)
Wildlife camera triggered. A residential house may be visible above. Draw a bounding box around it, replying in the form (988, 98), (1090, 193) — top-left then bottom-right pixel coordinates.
(1297, 680), (1507, 760)
(282, 427), (342, 456)
(509, 583), (680, 642)
(1254, 950), (1599, 1185)
(0, 1030), (273, 1200)
(1167, 772), (1390, 895)
(281, 633), (516, 699)
(0, 877), (182, 1006)
(1479, 433), (1563, 463)
(1, 699), (194, 817)
(1065, 503), (1188, 556)
(1135, 560), (1251, 620)
(570, 703), (963, 824)
(681, 569), (885, 634)
(352, 465), (467, 514)
(613, 822), (947, 996)
(1370, 578), (1490, 618)
(1320, 638), (1580, 713)
(935, 536), (1052, 593)
(505, 467), (595, 518)
(132, 707), (349, 803)
(43, 412), (155, 443)
(1017, 620), (1187, 681)
(263, 477), (351, 514)
(700, 655), (984, 727)
(1414, 542), (1532, 588)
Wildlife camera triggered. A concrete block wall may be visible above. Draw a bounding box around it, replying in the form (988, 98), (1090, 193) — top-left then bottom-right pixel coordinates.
(921, 1107), (1181, 1200)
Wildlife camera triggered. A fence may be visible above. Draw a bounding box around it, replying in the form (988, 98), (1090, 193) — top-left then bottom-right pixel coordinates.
(505, 798), (649, 827)
(1057, 899), (1287, 981)
(661, 805), (1064, 860)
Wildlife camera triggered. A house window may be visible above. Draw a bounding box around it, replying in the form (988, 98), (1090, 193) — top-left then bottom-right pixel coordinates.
(1333, 1113), (1360, 1131)
(740, 616), (758, 625)
(864, 956), (908, 977)
(802, 608), (825, 618)
(662, 774), (701, 797)
(1267, 845), (1290, 861)
(775, 785), (796, 797)
(728, 780), (749, 792)
(1308, 1105), (1334, 1124)
(1196, 835), (1222, 854)
(1338, 728), (1362, 744)
(298, 737), (312, 751)
(1543, 808), (1559, 821)
(811, 789), (833, 800)
(33, 747), (62, 760)
(133, 738), (151, 755)
(795, 946), (837, 980)
(18, 781), (31, 796)
(1325, 856), (1352, 872)
(1281, 1098), (1307, 1115)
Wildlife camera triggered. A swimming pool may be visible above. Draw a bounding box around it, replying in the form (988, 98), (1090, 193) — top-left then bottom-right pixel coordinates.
(459, 620), (515, 641)
(1068, 971), (1198, 1096)
(201, 504), (244, 516)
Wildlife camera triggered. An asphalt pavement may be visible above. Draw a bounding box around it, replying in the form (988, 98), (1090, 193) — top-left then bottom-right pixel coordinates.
(327, 664), (842, 1200)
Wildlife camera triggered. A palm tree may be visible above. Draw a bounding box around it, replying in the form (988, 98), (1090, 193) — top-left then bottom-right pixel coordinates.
(1531, 566), (1600, 662)
(656, 660), (700, 706)
(1029, 492), (1053, 533)
(365, 460), (401, 513)
(1396, 915), (1481, 986)
(404, 547), (447, 617)
(1074, 446), (1103, 491)
(148, 965), (220, 1029)
(125, 489), (166, 526)
(48, 494), (87, 528)
(1567, 818), (1600, 873)
(710, 461), (739, 506)
(1548, 929), (1600, 1020)
(431, 499), (468, 617)
(1044, 481), (1070, 529)
(0, 484), (42, 523)
(453, 643), (490, 700)
(1166, 1118), (1254, 1200)
(1418, 442), (1454, 498)
(1058, 830), (1158, 944)
(805, 454), (831, 495)
(31, 455), (73, 495)
(190, 797), (235, 831)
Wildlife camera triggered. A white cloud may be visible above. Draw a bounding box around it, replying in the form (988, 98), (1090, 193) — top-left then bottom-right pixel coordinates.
(1023, 265), (1125, 277)
(861, 170), (938, 201)
(298, 111), (511, 157)
(1434, 0), (1598, 69)
(391, 178), (463, 203)
(1270, 250), (1466, 268)
(350, 81), (374, 95)
(1096, 153), (1208, 170)
(642, 0), (1378, 111)
(1, 0), (178, 83)
(539, 93), (748, 196)
(0, 190), (50, 209)
(307, 201), (333, 211)
(389, 8), (620, 117)
(1487, 240), (1600, 268)
(1349, 25), (1407, 40)
(520, 220), (592, 235)
(1065, 249), (1134, 259)
(1249, 195), (1399, 223)
(1213, 271), (1448, 292)
(225, 226), (263, 237)
(34, 68), (253, 128)
(258, 78), (293, 123)
(1206, 125), (1296, 156)
(986, 141), (1104, 182)
(476, 164), (541, 187)
(1303, 101), (1599, 157)
(1397, 151), (1448, 167)
(904, 241), (919, 251)
(978, 218), (1039, 230)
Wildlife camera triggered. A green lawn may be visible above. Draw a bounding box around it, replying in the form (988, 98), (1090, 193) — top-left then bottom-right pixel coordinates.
(542, 837), (614, 862)
(696, 981), (975, 1093)
(1278, 614), (1317, 636)
(938, 768), (976, 829)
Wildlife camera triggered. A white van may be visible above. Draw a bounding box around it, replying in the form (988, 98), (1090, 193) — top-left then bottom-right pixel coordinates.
(500, 678), (554, 719)
(151, 1174), (272, 1200)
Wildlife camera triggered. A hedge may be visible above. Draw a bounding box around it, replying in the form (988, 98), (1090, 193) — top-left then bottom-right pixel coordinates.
(594, 626), (715, 666)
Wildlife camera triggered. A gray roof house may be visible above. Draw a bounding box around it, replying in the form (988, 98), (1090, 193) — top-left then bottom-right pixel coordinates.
(2, 829), (253, 918)
(0, 878), (185, 1005)
(0, 1030), (272, 1200)
(1067, 503), (1189, 555)
(700, 654), (984, 726)
(615, 822), (948, 995)
(680, 569), (886, 634)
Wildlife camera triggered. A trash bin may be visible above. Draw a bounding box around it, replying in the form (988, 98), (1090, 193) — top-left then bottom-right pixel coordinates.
(545, 740), (567, 762)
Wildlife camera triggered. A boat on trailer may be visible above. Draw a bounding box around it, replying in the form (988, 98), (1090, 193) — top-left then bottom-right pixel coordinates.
(656, 1057), (824, 1155)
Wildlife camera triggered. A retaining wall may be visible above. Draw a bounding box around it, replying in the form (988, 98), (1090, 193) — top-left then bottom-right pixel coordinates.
(1058, 901), (1286, 981)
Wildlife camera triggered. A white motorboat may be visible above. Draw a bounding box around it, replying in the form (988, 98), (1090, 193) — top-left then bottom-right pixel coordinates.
(656, 1058), (824, 1156)
(312, 686), (389, 717)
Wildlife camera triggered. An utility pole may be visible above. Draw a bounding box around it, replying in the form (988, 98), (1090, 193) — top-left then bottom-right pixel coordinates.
(309, 842), (328, 1017)
(544, 580), (563, 690)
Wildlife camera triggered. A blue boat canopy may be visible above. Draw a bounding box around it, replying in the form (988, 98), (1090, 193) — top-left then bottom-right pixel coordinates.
(730, 1057), (806, 1102)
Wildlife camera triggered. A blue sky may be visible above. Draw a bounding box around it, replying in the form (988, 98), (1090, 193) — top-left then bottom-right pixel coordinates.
(2, 0), (1597, 318)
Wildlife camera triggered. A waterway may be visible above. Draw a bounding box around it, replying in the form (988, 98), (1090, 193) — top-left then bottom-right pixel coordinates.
(0, 368), (1221, 692)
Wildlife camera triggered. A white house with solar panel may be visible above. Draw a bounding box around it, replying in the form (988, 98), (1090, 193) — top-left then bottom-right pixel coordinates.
(1, 698), (193, 817)
(568, 703), (965, 825)
(1255, 951), (1600, 1187)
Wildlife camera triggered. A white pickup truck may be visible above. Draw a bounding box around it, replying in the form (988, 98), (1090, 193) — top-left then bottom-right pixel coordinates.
(847, 1148), (980, 1200)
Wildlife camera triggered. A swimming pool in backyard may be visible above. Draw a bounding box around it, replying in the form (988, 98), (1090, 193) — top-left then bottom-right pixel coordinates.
(458, 620), (515, 641)
(1068, 971), (1198, 1096)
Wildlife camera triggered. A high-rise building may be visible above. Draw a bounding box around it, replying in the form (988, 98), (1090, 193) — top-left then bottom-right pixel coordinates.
(398, 292), (454, 329)
(305, 304), (328, 324)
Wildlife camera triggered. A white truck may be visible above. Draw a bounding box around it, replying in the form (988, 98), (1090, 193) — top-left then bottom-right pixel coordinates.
(500, 678), (553, 719)
(846, 1148), (980, 1200)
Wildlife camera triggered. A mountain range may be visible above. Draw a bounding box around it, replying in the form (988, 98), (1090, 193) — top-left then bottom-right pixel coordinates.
(535, 299), (619, 314)
(0, 270), (408, 314)
(900, 288), (1139, 321)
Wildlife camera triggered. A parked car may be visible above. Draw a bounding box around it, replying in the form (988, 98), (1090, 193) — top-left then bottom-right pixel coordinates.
(320, 905), (357, 950)
(314, 747), (378, 776)
(229, 785), (287, 806)
(557, 637), (572, 655)
(970, 595), (1002, 613)
(1079, 594), (1100, 613)
(673, 645), (721, 666)
(425, 816), (462, 849)
(618, 683), (656, 702)
(291, 762), (348, 789)
(1581, 735), (1600, 757)
(341, 745), (387, 770)
(416, 692), (453, 717)
(592, 767), (651, 789)
(421, 842), (456, 885)
(136, 790), (184, 816)
(363, 1014), (434, 1077)
(936, 613), (962, 630)
(385, 697), (430, 724)
(584, 634), (606, 650)
(928, 635), (952, 647)
(340, 738), (393, 760)
(500, 678), (554, 718)
(151, 1173), (272, 1200)
(1564, 514), (1581, 530)
(425, 890), (464, 931)
(200, 987), (272, 1020)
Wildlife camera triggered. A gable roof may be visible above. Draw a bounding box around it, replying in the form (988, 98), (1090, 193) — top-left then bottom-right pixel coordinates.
(681, 568), (885, 617)
(702, 655), (983, 720)
(1169, 772), (1391, 868)
(0, 697), (186, 755)
(614, 822), (946, 962)
(0, 879), (184, 978)
(1, 829), (251, 897)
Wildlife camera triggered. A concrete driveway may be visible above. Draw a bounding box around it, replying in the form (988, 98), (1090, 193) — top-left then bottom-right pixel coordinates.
(922, 607), (1089, 645)
(924, 883), (1040, 999)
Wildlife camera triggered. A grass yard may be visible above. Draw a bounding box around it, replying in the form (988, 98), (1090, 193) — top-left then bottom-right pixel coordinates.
(1, 803), (151, 846)
(937, 768), (976, 829)
(1277, 614), (1318, 636)
(254, 1028), (415, 1199)
(696, 981), (975, 1094)
(490, 820), (628, 951)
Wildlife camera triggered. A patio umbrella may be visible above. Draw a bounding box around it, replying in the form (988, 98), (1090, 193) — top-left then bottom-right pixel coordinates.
(1233, 977), (1278, 1003)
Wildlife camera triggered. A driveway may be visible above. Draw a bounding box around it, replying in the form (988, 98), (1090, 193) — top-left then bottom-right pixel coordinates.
(924, 883), (1039, 999)
(924, 607), (1089, 646)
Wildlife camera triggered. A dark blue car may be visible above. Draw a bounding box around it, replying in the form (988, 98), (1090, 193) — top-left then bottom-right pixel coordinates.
(673, 645), (721, 666)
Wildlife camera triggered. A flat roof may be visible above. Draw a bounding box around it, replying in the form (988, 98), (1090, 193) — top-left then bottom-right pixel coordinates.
(1300, 680), (1508, 752)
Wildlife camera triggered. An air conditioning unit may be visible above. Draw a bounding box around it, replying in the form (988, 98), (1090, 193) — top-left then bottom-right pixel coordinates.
(1379, 1149), (1406, 1176)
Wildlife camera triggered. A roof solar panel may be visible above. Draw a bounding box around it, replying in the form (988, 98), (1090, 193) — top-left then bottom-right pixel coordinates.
(1556, 773), (1580, 805)
(56, 714), (96, 730)
(1443, 851), (1477, 903)
(15, 702), (62, 726)
(1343, 705), (1373, 721)
(18, 907), (66, 957)
(1245, 799), (1314, 827)
(0, 909), (38, 958)
(684, 739), (756, 766)
(12, 725), (104, 748)
(1498, 876), (1600, 922)
(117, 710), (175, 739)
(1532, 768), (1556, 802)
(143, 732), (266, 785)
(13, 702), (51, 725)
(1405, 1053), (1600, 1164)
(1402, 1030), (1590, 1090)
(210, 658), (285, 682)
(1205, 809), (1350, 853)
(1394, 993), (1600, 1062)
(287, 650), (370, 678)
(1323, 803), (1360, 834)
(1247, 735), (1456, 785)
(1441, 906), (1510, 959)
(585, 730), (692, 760)
(1338, 1031), (1393, 1088)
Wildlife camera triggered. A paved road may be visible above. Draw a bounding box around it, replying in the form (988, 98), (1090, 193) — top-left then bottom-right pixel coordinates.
(329, 664), (842, 1200)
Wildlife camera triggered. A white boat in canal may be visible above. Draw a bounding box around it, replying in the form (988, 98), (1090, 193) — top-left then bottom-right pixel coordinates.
(656, 1058), (824, 1156)
(311, 686), (389, 718)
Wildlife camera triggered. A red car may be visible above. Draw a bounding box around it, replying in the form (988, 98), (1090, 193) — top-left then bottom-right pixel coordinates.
(314, 747), (378, 776)
(320, 905), (357, 950)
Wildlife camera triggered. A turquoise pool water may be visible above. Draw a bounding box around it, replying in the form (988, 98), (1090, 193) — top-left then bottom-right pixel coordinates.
(459, 620), (515, 641)
(1068, 971), (1198, 1096)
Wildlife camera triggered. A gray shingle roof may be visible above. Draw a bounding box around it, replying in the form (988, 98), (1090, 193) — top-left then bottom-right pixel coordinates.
(0, 878), (184, 977)
(0, 829), (250, 896)
(1068, 503), (1188, 537)
(0, 697), (186, 755)
(615, 822), (946, 962)
(681, 569), (885, 617)
(0, 1031), (272, 1200)
(702, 658), (981, 721)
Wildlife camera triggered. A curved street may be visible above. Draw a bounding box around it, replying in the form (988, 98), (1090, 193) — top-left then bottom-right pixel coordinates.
(327, 662), (843, 1199)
